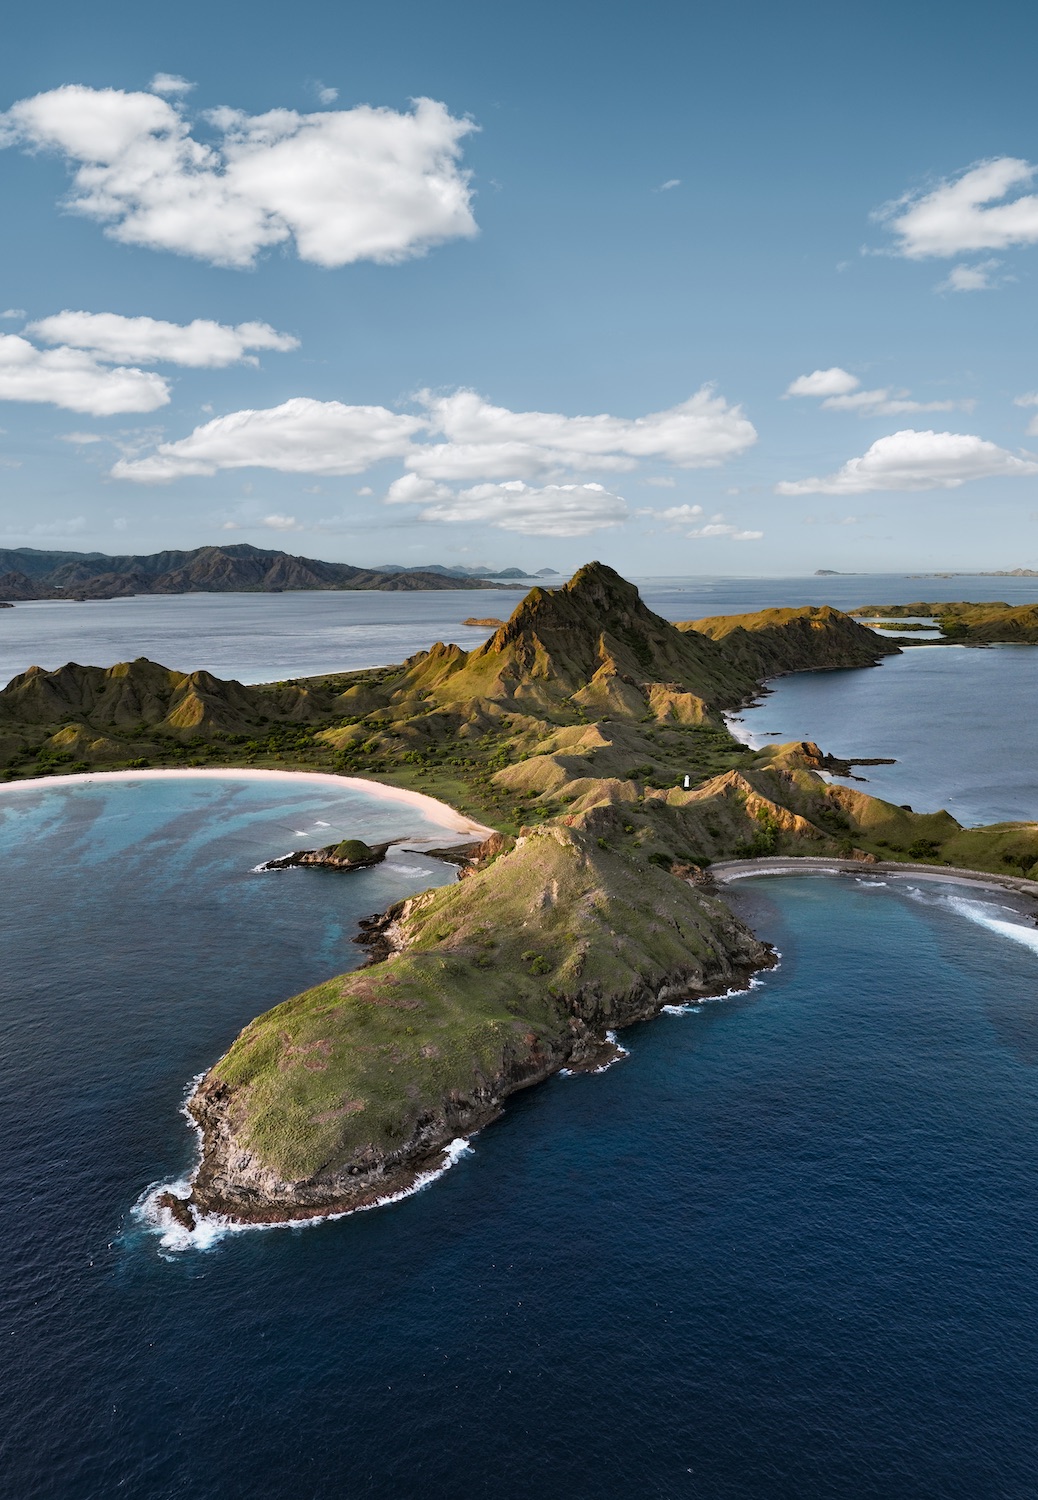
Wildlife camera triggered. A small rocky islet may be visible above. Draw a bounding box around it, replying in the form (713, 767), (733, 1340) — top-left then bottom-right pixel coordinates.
(3, 563), (1037, 1230)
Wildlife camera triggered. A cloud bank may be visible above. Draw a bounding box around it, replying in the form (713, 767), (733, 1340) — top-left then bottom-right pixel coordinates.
(0, 334), (168, 414)
(785, 367), (968, 416)
(0, 85), (478, 268)
(27, 311), (298, 367)
(111, 397), (427, 480)
(876, 158), (1038, 259)
(776, 429), (1038, 495)
(111, 385), (757, 536)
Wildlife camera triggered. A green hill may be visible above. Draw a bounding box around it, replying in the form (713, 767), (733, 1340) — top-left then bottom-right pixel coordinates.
(6, 563), (1036, 1230)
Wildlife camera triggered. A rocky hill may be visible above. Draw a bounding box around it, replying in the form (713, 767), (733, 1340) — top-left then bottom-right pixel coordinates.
(853, 600), (1038, 643)
(9, 560), (1036, 1232)
(681, 604), (901, 677)
(0, 544), (509, 600)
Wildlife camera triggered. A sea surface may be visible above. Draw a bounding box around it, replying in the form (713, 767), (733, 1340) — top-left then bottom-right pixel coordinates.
(2, 777), (1038, 1497)
(4, 572), (1038, 687)
(732, 643), (1038, 826)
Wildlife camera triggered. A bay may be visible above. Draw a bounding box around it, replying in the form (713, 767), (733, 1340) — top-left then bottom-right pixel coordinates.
(732, 644), (1038, 826)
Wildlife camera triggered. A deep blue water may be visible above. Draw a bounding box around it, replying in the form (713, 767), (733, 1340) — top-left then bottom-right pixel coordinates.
(733, 644), (1038, 826)
(4, 572), (1038, 687)
(3, 778), (1038, 1497)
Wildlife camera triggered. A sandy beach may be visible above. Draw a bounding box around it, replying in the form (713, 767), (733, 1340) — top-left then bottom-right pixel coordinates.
(709, 855), (1038, 902)
(0, 767), (495, 839)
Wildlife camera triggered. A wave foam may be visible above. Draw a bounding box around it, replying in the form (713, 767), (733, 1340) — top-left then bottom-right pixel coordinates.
(661, 971), (772, 1016)
(944, 895), (1038, 953)
(133, 1128), (475, 1256)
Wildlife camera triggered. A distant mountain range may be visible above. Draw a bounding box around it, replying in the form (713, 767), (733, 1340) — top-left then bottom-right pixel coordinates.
(0, 545), (559, 602)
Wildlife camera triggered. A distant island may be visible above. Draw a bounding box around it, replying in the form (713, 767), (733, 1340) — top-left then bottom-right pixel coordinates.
(0, 544), (557, 602)
(4, 563), (1037, 1232)
(852, 601), (1038, 643)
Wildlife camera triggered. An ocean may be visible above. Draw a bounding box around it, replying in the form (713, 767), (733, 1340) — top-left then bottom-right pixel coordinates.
(733, 643), (1038, 826)
(3, 571), (1038, 687)
(3, 580), (1038, 1497)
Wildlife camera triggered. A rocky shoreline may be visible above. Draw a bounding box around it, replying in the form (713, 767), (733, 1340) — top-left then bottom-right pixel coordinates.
(176, 898), (773, 1230)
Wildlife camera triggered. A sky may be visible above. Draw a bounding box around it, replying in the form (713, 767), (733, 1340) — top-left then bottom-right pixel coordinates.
(2, 0), (1038, 576)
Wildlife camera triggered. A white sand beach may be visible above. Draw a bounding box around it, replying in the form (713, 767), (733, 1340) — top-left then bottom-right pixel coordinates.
(0, 767), (495, 839)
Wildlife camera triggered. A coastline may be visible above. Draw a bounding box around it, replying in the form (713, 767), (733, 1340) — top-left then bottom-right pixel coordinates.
(709, 855), (1038, 901)
(0, 766), (495, 839)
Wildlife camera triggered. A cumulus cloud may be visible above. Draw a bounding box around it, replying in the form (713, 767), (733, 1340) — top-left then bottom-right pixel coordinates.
(260, 513), (302, 530)
(786, 366), (969, 416)
(875, 157), (1038, 259)
(408, 386), (757, 481)
(935, 258), (1004, 292)
(776, 429), (1038, 495)
(686, 519), (763, 540)
(387, 476), (628, 537)
(1, 308), (25, 320)
(27, 310), (298, 367)
(0, 333), (168, 413)
(315, 83), (339, 105)
(0, 84), (478, 269)
(149, 74), (194, 97)
(641, 503), (704, 525)
(112, 385), (756, 489)
(111, 396), (425, 480)
(785, 367), (860, 398)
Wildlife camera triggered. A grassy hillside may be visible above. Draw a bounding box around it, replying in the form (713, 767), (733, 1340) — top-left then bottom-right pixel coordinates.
(9, 563), (1037, 1226)
(852, 600), (1038, 643)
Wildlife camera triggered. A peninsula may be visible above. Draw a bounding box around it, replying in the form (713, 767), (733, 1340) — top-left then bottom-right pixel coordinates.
(4, 564), (1037, 1228)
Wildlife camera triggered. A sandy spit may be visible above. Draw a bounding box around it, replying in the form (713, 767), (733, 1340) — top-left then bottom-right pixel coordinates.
(708, 855), (1038, 901)
(0, 767), (495, 838)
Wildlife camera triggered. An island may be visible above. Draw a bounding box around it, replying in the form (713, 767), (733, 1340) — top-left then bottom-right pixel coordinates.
(0, 542), (518, 601)
(3, 563), (1037, 1229)
(852, 601), (1038, 643)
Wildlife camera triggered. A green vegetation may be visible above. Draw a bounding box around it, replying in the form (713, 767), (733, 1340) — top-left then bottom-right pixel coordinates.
(7, 563), (1036, 1226)
(331, 838), (373, 862)
(852, 600), (1038, 644)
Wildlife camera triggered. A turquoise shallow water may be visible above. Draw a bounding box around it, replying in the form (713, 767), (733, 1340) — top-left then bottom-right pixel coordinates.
(2, 777), (1038, 1496)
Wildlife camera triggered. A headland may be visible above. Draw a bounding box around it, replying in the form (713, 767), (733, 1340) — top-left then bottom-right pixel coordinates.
(4, 563), (1036, 1232)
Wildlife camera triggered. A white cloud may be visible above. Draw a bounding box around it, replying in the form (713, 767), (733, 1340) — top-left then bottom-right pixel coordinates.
(785, 367), (860, 398)
(388, 476), (628, 537)
(639, 503), (704, 527)
(936, 258), (1004, 292)
(1, 308), (25, 320)
(0, 334), (168, 413)
(408, 386), (756, 481)
(0, 85), (478, 269)
(27, 310), (298, 367)
(656, 178), (681, 192)
(643, 475), (676, 488)
(1014, 393), (1038, 407)
(315, 84), (339, 105)
(260, 513), (302, 530)
(686, 520), (763, 540)
(777, 429), (1038, 495)
(60, 430), (104, 443)
(149, 74), (194, 97)
(111, 396), (424, 480)
(820, 389), (967, 416)
(787, 366), (969, 416)
(875, 157), (1038, 259)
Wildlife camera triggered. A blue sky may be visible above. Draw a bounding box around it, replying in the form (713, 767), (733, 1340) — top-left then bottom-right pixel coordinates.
(2, 0), (1038, 575)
